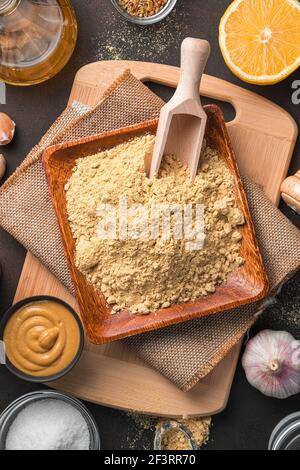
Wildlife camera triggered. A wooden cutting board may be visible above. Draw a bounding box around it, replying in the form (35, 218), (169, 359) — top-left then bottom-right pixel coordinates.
(14, 61), (298, 417)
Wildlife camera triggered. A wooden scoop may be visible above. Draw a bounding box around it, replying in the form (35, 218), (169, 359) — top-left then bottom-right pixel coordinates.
(149, 38), (211, 179)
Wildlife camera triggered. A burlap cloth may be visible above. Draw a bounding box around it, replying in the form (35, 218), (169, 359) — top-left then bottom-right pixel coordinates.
(1, 70), (300, 391)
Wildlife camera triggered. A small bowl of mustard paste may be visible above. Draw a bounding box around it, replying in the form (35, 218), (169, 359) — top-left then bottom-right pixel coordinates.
(0, 296), (84, 383)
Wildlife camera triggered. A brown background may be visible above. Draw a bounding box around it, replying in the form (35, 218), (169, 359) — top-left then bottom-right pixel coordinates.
(0, 0), (299, 450)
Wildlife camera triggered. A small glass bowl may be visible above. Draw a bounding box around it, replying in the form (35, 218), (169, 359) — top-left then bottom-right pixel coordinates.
(110, 0), (178, 25)
(269, 412), (300, 450)
(0, 391), (101, 450)
(154, 421), (198, 450)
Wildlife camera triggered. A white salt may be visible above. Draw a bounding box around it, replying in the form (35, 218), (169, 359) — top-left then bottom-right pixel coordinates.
(5, 399), (90, 450)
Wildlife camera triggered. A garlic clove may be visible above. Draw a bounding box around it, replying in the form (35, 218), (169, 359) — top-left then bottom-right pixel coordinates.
(281, 170), (300, 215)
(242, 329), (300, 399)
(0, 112), (16, 146)
(0, 153), (6, 180)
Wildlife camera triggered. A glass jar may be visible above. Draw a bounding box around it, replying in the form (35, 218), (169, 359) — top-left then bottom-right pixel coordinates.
(269, 412), (300, 450)
(0, 0), (77, 85)
(0, 390), (101, 450)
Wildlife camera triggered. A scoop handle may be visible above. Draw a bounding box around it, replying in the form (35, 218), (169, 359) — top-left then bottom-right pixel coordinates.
(177, 38), (211, 101)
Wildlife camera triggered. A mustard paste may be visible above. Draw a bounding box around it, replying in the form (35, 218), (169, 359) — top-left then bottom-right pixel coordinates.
(4, 300), (81, 377)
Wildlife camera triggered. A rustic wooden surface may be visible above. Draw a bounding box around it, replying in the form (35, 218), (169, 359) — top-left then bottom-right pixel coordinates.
(1, 0), (300, 449)
(14, 253), (241, 417)
(43, 108), (267, 344)
(14, 59), (293, 416)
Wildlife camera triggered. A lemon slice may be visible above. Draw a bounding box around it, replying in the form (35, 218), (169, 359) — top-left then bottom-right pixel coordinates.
(219, 0), (300, 85)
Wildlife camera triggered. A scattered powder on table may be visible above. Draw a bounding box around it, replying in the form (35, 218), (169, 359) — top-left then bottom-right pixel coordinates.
(92, 7), (188, 63)
(158, 417), (211, 450)
(124, 412), (156, 449)
(65, 135), (245, 315)
(256, 270), (300, 337)
(5, 399), (90, 450)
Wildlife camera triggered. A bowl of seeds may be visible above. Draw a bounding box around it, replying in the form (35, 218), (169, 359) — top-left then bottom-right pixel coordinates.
(110, 0), (178, 25)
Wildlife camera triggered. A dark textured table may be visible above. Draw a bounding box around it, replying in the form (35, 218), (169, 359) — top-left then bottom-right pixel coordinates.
(0, 0), (299, 450)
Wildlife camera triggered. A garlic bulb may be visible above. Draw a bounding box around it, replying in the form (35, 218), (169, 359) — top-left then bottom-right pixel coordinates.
(0, 112), (15, 145)
(242, 330), (300, 399)
(0, 153), (6, 180)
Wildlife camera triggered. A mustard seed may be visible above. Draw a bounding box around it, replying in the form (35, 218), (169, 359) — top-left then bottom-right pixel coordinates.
(119, 0), (167, 18)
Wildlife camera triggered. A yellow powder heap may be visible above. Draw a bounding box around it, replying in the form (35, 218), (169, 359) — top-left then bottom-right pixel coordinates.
(65, 135), (245, 315)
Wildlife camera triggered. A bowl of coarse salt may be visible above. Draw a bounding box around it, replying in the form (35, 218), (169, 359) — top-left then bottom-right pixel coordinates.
(0, 390), (101, 450)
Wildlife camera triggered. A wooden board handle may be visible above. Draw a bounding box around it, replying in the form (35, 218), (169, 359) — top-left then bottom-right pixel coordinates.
(115, 62), (297, 139)
(281, 170), (300, 214)
(71, 60), (298, 204)
(74, 60), (298, 141)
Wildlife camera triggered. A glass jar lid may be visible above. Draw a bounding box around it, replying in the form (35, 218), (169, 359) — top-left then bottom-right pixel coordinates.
(269, 412), (300, 450)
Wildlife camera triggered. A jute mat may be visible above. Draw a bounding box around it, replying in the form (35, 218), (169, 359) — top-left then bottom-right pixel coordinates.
(0, 71), (299, 391)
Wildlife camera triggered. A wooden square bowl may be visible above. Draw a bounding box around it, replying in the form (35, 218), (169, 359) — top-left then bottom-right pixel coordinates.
(43, 105), (268, 344)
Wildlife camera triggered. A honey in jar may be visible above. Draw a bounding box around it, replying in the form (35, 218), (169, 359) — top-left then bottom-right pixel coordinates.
(0, 0), (77, 86)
